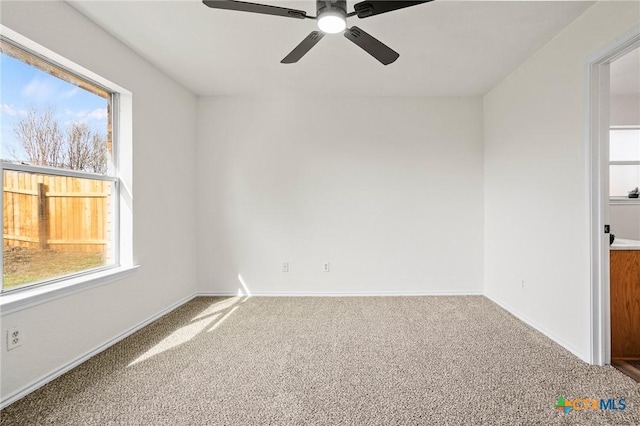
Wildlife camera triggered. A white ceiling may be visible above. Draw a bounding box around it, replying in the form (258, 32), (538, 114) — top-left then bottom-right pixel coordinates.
(610, 47), (640, 96)
(68, 0), (594, 97)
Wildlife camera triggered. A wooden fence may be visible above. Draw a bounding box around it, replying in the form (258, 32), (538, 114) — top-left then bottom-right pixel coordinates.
(3, 170), (111, 253)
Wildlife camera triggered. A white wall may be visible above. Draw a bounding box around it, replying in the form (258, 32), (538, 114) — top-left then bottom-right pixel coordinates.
(197, 97), (484, 295)
(610, 204), (640, 240)
(0, 1), (198, 402)
(484, 1), (640, 361)
(611, 94), (640, 126)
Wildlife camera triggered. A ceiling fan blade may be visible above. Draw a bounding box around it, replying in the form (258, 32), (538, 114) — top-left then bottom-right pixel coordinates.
(281, 32), (325, 64)
(353, 1), (432, 18)
(203, 0), (308, 19)
(344, 26), (399, 65)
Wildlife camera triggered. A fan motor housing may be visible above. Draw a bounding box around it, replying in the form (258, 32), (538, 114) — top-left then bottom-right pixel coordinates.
(317, 0), (347, 16)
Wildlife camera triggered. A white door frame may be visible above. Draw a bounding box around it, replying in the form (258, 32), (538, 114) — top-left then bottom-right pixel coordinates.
(588, 25), (640, 366)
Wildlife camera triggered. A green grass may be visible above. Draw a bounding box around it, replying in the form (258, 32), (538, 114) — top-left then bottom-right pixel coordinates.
(3, 247), (105, 290)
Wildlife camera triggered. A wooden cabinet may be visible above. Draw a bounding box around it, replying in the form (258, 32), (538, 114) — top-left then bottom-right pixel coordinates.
(611, 250), (640, 360)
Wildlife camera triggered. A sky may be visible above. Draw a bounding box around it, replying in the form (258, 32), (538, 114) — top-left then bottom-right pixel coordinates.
(0, 52), (108, 162)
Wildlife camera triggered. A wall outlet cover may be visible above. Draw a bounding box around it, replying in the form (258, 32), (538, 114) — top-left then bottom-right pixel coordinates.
(7, 327), (22, 351)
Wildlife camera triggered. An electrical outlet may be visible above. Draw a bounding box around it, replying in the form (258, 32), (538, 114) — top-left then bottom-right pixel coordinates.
(282, 262), (289, 272)
(7, 327), (22, 351)
(323, 262), (330, 272)
(521, 280), (525, 288)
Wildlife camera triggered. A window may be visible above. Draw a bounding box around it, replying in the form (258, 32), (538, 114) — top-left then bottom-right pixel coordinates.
(610, 127), (640, 198)
(1, 29), (132, 295)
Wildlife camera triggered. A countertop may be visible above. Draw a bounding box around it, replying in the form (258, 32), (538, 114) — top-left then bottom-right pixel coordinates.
(611, 238), (640, 251)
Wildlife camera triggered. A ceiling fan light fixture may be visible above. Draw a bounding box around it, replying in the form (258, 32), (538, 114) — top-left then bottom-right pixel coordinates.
(203, 0), (433, 64)
(317, 11), (346, 34)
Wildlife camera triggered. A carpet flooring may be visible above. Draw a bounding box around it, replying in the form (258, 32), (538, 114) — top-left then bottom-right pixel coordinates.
(1, 296), (639, 425)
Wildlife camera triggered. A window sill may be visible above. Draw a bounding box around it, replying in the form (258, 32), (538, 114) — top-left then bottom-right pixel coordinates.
(0, 265), (139, 316)
(610, 197), (640, 205)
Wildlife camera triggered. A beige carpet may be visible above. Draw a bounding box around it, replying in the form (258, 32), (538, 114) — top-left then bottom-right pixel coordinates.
(1, 296), (639, 425)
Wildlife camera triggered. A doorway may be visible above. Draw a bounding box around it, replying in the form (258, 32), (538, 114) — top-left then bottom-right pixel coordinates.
(588, 27), (640, 369)
(608, 47), (640, 381)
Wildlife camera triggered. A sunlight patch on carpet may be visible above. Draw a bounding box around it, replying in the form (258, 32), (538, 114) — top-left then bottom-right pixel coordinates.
(208, 306), (239, 332)
(191, 296), (242, 321)
(128, 314), (220, 366)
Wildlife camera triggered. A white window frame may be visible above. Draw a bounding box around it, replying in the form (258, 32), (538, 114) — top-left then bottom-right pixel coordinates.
(609, 125), (640, 203)
(0, 25), (136, 315)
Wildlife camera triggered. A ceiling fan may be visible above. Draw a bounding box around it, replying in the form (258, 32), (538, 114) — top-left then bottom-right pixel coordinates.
(202, 0), (433, 65)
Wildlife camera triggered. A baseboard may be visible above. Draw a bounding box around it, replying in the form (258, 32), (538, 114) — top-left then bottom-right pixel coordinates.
(195, 290), (484, 297)
(0, 292), (197, 410)
(484, 292), (587, 362)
